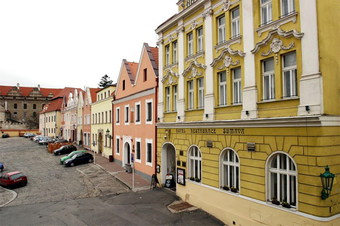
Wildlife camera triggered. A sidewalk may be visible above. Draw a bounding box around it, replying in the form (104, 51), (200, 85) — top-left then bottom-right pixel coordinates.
(91, 152), (151, 192)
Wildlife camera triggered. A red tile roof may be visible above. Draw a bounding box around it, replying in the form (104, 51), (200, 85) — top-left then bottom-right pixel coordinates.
(0, 85), (61, 97)
(124, 60), (139, 83)
(89, 88), (101, 102)
(44, 98), (63, 113)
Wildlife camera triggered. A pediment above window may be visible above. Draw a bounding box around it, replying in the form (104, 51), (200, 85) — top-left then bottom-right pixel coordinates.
(182, 59), (207, 79)
(211, 46), (245, 69)
(162, 69), (179, 86)
(251, 27), (304, 54)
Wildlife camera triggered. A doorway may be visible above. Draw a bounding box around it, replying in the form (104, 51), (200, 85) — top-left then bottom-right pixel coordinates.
(161, 143), (176, 185)
(98, 132), (103, 154)
(124, 142), (131, 165)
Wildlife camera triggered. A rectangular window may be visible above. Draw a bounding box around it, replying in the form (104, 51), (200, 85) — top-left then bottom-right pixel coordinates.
(116, 108), (120, 124)
(165, 87), (170, 112)
(187, 32), (193, 56)
(283, 52), (297, 98)
(146, 100), (152, 123)
(23, 103), (27, 109)
(173, 85), (177, 112)
(263, 58), (275, 100)
(172, 41), (177, 64)
(261, 0), (272, 25)
(146, 139), (152, 165)
(198, 78), (204, 108)
(116, 137), (120, 154)
(135, 103), (141, 123)
(187, 80), (194, 109)
(217, 15), (226, 44)
(197, 27), (203, 53)
(105, 111), (108, 123)
(218, 71), (227, 106)
(165, 45), (170, 65)
(122, 80), (126, 90)
(231, 7), (240, 38)
(281, 0), (295, 16)
(232, 67), (242, 104)
(125, 105), (129, 124)
(109, 110), (111, 123)
(136, 139), (141, 162)
(33, 104), (36, 109)
(14, 103), (17, 109)
(143, 68), (147, 82)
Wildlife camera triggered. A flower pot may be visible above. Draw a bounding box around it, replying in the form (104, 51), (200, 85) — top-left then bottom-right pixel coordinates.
(271, 199), (280, 205)
(282, 202), (291, 208)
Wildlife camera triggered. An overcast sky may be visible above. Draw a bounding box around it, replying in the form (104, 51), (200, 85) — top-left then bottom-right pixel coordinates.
(0, 0), (177, 89)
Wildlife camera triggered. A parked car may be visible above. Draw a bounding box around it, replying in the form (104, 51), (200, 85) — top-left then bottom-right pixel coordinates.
(39, 137), (54, 145)
(54, 139), (68, 143)
(0, 171), (27, 188)
(0, 163), (4, 172)
(24, 133), (35, 138)
(60, 150), (86, 164)
(64, 152), (93, 167)
(54, 145), (77, 155)
(33, 135), (44, 143)
(2, 133), (9, 138)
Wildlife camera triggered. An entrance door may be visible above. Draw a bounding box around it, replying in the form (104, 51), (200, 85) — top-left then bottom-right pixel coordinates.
(124, 142), (131, 165)
(98, 132), (103, 154)
(161, 143), (176, 185)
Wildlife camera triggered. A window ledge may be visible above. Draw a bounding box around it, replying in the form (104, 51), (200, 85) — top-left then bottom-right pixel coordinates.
(185, 108), (204, 112)
(266, 201), (297, 212)
(185, 51), (205, 61)
(215, 36), (242, 51)
(256, 12), (298, 37)
(164, 62), (178, 70)
(164, 111), (177, 114)
(258, 97), (299, 104)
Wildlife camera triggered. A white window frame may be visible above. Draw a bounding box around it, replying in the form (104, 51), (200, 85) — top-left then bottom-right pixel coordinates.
(145, 99), (153, 124)
(220, 149), (240, 192)
(261, 0), (272, 25)
(231, 7), (240, 38)
(116, 107), (120, 125)
(197, 77), (204, 109)
(173, 85), (178, 112)
(135, 102), (141, 124)
(197, 27), (203, 53)
(135, 138), (141, 163)
(188, 146), (202, 181)
(165, 45), (170, 66)
(165, 87), (170, 112)
(145, 138), (153, 166)
(267, 152), (297, 208)
(172, 41), (177, 64)
(187, 80), (194, 110)
(218, 71), (227, 106)
(281, 0), (295, 17)
(232, 67), (242, 104)
(124, 105), (129, 125)
(282, 52), (297, 98)
(217, 14), (226, 44)
(187, 32), (193, 56)
(262, 58), (275, 100)
(116, 136), (120, 155)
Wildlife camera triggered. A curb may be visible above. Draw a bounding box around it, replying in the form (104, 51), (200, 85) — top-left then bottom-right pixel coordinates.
(0, 187), (18, 208)
(94, 163), (132, 190)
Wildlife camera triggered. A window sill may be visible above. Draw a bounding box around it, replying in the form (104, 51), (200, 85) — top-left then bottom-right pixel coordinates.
(164, 62), (178, 69)
(266, 201), (297, 212)
(185, 108), (204, 112)
(256, 12), (298, 36)
(215, 35), (242, 51)
(164, 111), (177, 114)
(185, 51), (205, 61)
(214, 104), (242, 109)
(258, 97), (299, 104)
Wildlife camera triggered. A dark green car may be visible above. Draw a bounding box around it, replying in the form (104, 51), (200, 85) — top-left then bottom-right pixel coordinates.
(60, 150), (86, 164)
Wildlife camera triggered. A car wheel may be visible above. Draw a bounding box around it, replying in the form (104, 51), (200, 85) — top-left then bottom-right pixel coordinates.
(88, 159), (93, 163)
(70, 162), (75, 167)
(22, 181), (27, 186)
(58, 152), (61, 155)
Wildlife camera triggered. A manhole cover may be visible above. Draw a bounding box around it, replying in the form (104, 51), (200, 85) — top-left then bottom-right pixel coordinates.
(168, 201), (197, 213)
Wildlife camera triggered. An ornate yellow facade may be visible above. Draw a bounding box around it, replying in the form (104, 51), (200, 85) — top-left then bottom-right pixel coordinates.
(156, 0), (340, 225)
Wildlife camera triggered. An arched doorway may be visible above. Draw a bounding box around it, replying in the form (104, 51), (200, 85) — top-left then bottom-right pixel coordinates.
(161, 143), (176, 185)
(124, 142), (131, 165)
(98, 132), (103, 154)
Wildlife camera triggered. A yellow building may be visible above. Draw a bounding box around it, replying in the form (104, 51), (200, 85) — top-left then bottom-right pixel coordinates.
(156, 0), (340, 225)
(90, 85), (115, 158)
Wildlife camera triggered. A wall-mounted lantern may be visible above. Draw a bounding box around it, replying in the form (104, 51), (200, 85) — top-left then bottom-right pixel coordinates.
(320, 166), (335, 200)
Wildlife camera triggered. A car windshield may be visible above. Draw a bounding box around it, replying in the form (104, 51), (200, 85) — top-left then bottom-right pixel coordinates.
(67, 152), (77, 157)
(10, 173), (24, 180)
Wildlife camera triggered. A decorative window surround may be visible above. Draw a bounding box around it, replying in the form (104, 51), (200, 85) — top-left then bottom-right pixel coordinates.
(185, 51), (205, 61)
(211, 46), (245, 67)
(256, 11), (298, 36)
(213, 0), (241, 15)
(162, 69), (179, 86)
(214, 35), (242, 51)
(182, 59), (207, 78)
(164, 62), (179, 70)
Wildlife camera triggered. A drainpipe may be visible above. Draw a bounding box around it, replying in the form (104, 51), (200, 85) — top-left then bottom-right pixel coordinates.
(154, 78), (158, 175)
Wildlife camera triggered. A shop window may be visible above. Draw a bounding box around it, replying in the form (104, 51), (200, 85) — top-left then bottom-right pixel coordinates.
(220, 149), (240, 192)
(188, 146), (202, 182)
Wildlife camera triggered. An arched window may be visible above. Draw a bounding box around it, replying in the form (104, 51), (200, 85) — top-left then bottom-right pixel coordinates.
(220, 149), (239, 192)
(188, 146), (202, 182)
(268, 152), (297, 207)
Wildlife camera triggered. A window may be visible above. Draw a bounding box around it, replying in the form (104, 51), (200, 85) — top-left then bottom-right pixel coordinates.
(221, 149), (240, 191)
(33, 104), (36, 109)
(281, 0), (295, 16)
(197, 77), (204, 108)
(124, 105), (129, 124)
(187, 32), (193, 56)
(232, 67), (242, 104)
(218, 71), (227, 106)
(104, 92), (107, 99)
(173, 85), (178, 112)
(135, 102), (141, 123)
(282, 52), (297, 98)
(14, 103), (17, 109)
(146, 139), (152, 165)
(197, 27), (203, 53)
(165, 87), (170, 112)
(23, 103), (27, 109)
(98, 95), (100, 101)
(231, 7), (240, 38)
(263, 58), (275, 100)
(122, 80), (126, 90)
(146, 100), (152, 123)
(217, 15), (226, 44)
(268, 153), (297, 207)
(142, 68), (147, 82)
(108, 90), (110, 96)
(102, 112), (104, 123)
(105, 111), (108, 123)
(101, 93), (103, 100)
(187, 80), (194, 109)
(109, 110), (111, 123)
(172, 41), (177, 63)
(165, 45), (170, 65)
(136, 139), (141, 162)
(116, 108), (120, 124)
(261, 0), (272, 25)
(116, 137), (120, 154)
(188, 146), (202, 181)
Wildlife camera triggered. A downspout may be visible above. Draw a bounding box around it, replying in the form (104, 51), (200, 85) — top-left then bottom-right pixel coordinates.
(154, 78), (158, 175)
(111, 95), (115, 162)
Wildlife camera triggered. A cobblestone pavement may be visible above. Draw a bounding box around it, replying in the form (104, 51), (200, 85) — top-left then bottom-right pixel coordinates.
(0, 137), (129, 206)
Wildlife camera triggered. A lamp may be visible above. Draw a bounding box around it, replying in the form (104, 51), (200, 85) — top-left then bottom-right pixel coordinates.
(245, 110), (249, 116)
(106, 129), (110, 136)
(320, 166), (335, 200)
(92, 141), (96, 146)
(305, 105), (310, 112)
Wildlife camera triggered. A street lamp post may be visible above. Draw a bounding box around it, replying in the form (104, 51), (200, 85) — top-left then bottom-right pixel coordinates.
(92, 140), (96, 165)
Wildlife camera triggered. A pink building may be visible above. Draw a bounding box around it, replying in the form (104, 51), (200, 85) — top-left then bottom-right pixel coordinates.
(113, 43), (158, 180)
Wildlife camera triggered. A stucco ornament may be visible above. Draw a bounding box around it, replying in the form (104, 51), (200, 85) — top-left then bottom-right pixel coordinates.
(217, 55), (240, 70)
(261, 38), (295, 64)
(182, 59), (207, 78)
(162, 69), (179, 86)
(222, 0), (231, 11)
(190, 20), (197, 30)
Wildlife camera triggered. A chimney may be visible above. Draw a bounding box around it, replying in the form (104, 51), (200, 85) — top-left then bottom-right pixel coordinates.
(38, 84), (40, 91)
(17, 83), (20, 89)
